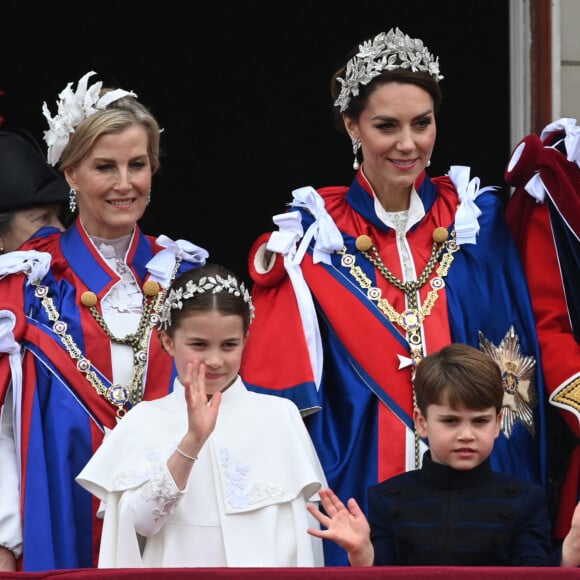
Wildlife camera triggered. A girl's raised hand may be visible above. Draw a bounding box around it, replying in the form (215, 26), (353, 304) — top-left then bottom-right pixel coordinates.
(168, 361), (222, 489)
(184, 361), (222, 446)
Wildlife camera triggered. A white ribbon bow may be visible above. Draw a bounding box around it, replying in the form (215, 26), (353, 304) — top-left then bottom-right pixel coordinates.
(524, 172), (547, 203)
(0, 252), (51, 484)
(146, 235), (209, 287)
(448, 165), (496, 246)
(264, 190), (341, 390)
(0, 251), (52, 284)
(540, 117), (580, 167)
(288, 186), (344, 264)
(268, 209), (323, 389)
(267, 211), (304, 258)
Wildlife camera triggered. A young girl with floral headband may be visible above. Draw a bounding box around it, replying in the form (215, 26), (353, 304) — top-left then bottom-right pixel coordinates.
(0, 72), (209, 571)
(76, 263), (327, 567)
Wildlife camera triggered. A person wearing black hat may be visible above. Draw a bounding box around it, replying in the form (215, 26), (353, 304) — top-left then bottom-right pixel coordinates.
(0, 129), (69, 252)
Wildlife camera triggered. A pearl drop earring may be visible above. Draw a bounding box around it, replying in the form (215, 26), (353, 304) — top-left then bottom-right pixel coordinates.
(352, 138), (361, 170)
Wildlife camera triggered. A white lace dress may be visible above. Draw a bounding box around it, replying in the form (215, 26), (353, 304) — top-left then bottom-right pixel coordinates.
(92, 234), (143, 390)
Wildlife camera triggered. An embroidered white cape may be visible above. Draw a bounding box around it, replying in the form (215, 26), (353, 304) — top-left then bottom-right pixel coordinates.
(76, 377), (327, 567)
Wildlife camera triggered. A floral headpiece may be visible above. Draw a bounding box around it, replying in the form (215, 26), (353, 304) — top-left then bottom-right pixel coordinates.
(334, 27), (444, 113)
(42, 71), (137, 166)
(159, 274), (255, 330)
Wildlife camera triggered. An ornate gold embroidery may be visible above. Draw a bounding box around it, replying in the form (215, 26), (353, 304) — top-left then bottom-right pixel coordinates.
(551, 375), (580, 414)
(32, 265), (178, 418)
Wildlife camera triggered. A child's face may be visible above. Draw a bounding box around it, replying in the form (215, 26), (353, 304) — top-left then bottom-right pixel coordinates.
(413, 401), (502, 470)
(160, 310), (246, 395)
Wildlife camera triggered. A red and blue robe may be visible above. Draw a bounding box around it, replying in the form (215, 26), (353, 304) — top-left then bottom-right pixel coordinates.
(505, 119), (580, 541)
(0, 220), (204, 571)
(241, 168), (548, 566)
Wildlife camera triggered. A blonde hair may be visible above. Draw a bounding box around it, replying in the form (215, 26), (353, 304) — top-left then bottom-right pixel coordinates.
(58, 93), (161, 173)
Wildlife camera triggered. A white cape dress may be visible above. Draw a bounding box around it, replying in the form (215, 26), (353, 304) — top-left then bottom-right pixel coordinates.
(76, 376), (327, 567)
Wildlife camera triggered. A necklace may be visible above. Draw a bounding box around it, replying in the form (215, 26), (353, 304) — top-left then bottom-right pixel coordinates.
(342, 226), (457, 362)
(34, 266), (179, 418)
(339, 226), (459, 467)
(80, 279), (161, 352)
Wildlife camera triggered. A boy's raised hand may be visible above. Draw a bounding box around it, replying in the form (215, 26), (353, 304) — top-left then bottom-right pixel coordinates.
(306, 488), (374, 567)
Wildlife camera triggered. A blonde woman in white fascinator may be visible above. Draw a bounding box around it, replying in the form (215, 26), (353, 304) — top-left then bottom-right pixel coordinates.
(0, 71), (209, 571)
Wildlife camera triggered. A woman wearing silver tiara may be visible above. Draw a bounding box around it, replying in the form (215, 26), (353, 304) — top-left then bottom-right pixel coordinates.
(0, 71), (209, 571)
(76, 263), (327, 567)
(240, 27), (549, 566)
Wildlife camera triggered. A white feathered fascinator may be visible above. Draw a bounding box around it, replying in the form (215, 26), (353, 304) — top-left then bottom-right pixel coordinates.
(42, 71), (136, 166)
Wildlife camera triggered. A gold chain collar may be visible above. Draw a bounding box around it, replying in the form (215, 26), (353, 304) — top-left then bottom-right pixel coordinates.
(339, 226), (459, 468)
(340, 226), (458, 361)
(33, 266), (179, 418)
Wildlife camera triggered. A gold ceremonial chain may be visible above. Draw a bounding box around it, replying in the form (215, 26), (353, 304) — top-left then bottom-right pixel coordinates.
(339, 226), (459, 467)
(34, 263), (180, 418)
(82, 279), (162, 352)
(342, 226), (458, 363)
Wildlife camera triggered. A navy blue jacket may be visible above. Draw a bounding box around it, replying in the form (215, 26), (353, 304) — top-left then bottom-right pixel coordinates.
(368, 452), (561, 566)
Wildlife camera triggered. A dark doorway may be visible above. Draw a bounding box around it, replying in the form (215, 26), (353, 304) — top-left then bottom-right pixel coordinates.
(1, 1), (510, 283)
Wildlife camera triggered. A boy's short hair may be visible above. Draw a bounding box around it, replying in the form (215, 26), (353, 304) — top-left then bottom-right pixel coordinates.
(414, 343), (503, 414)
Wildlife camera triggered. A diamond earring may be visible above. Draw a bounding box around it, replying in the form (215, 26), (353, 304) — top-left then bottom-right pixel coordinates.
(69, 188), (78, 213)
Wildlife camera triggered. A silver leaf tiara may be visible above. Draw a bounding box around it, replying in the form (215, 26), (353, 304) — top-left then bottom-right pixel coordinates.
(42, 71), (137, 166)
(334, 27), (444, 113)
(159, 274), (255, 330)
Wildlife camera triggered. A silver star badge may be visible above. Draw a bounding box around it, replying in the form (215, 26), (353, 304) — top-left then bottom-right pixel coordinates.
(479, 327), (537, 438)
